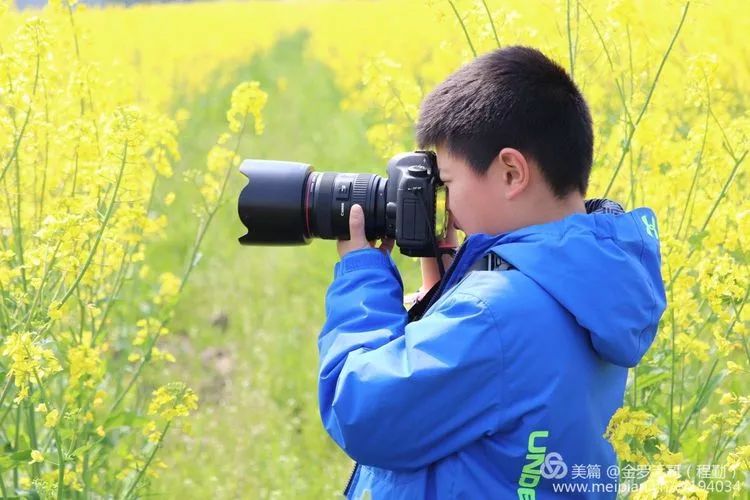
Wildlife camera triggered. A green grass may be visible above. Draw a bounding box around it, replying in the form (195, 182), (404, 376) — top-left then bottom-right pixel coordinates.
(143, 30), (424, 498)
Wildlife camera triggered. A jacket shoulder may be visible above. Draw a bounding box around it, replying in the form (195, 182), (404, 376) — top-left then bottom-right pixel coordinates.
(448, 269), (561, 321)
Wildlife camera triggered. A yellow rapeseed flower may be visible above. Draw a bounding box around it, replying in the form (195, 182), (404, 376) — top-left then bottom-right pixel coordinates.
(226, 81), (268, 135)
(2, 332), (62, 403)
(719, 392), (738, 405)
(67, 332), (105, 392)
(153, 272), (181, 305)
(147, 382), (199, 421)
(29, 450), (44, 464)
(604, 407), (660, 464)
(631, 467), (707, 499)
(44, 409), (59, 428)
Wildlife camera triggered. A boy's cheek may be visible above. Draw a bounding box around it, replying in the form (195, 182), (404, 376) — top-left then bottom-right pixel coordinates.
(449, 205), (463, 231)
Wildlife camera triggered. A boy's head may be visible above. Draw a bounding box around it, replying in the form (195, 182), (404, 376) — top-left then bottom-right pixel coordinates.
(415, 46), (593, 235)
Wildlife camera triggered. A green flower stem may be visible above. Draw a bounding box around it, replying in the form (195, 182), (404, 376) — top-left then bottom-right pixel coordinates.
(111, 115), (250, 413)
(674, 287), (748, 445)
(668, 150), (747, 288)
(19, 240), (62, 333)
(386, 79), (414, 124)
(26, 401), (39, 479)
(675, 97), (711, 239)
(4, 42), (42, 296)
(31, 365), (64, 500)
(566, 0), (578, 80)
(602, 1), (689, 198)
(712, 406), (750, 465)
(0, 471), (7, 498)
(0, 50), (38, 184)
(0, 379), (11, 413)
(447, 0), (476, 58)
(89, 176), (158, 333)
(668, 273), (676, 450)
(123, 420), (172, 500)
(180, 116), (248, 295)
(481, 0), (500, 48)
(91, 242), (135, 344)
(91, 175), (159, 326)
(13, 405), (20, 489)
(55, 141), (128, 311)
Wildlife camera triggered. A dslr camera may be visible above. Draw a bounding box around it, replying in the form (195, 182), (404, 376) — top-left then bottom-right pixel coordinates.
(237, 151), (448, 257)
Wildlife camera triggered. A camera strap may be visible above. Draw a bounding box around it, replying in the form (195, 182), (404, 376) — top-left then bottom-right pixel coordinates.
(406, 281), (441, 323)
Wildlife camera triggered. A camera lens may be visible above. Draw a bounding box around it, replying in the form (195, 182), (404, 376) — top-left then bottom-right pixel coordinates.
(238, 159), (388, 245)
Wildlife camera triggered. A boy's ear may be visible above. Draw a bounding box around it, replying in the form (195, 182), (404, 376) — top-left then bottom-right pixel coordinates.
(497, 148), (530, 200)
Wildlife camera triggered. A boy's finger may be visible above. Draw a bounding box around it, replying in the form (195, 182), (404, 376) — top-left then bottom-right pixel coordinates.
(379, 237), (395, 253)
(348, 204), (368, 244)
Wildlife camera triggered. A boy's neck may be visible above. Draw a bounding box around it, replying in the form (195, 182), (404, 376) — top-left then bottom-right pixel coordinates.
(535, 194), (588, 223)
(489, 194), (587, 235)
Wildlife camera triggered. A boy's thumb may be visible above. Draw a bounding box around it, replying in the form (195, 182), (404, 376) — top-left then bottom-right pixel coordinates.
(349, 204), (366, 241)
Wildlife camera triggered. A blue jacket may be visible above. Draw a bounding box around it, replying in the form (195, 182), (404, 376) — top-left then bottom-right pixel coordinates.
(318, 203), (666, 499)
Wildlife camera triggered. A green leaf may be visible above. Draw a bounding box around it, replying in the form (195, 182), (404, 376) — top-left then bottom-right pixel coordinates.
(637, 370), (670, 390)
(687, 229), (709, 247)
(71, 442), (95, 458)
(0, 449), (32, 470)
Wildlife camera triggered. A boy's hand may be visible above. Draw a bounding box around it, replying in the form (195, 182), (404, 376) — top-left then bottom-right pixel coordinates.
(337, 204), (395, 259)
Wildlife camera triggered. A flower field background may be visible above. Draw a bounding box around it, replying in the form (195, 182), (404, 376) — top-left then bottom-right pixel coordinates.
(0, 0), (747, 498)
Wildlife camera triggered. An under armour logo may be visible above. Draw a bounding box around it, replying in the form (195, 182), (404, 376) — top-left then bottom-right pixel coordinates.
(641, 215), (659, 239)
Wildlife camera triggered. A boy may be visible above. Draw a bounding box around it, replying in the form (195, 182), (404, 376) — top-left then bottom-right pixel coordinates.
(318, 46), (667, 499)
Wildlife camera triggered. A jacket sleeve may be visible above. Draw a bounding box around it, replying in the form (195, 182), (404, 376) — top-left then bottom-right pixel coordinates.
(318, 247), (505, 471)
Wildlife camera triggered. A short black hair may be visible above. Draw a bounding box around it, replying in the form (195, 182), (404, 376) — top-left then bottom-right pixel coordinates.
(415, 45), (593, 199)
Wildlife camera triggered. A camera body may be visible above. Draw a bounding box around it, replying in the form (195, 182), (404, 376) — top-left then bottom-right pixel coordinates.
(384, 151), (446, 257)
(237, 150), (447, 257)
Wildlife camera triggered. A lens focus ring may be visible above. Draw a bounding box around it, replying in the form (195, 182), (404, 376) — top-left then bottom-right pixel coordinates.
(351, 175), (370, 207)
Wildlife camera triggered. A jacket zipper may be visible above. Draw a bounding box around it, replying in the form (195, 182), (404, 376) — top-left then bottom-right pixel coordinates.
(343, 461), (359, 497)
